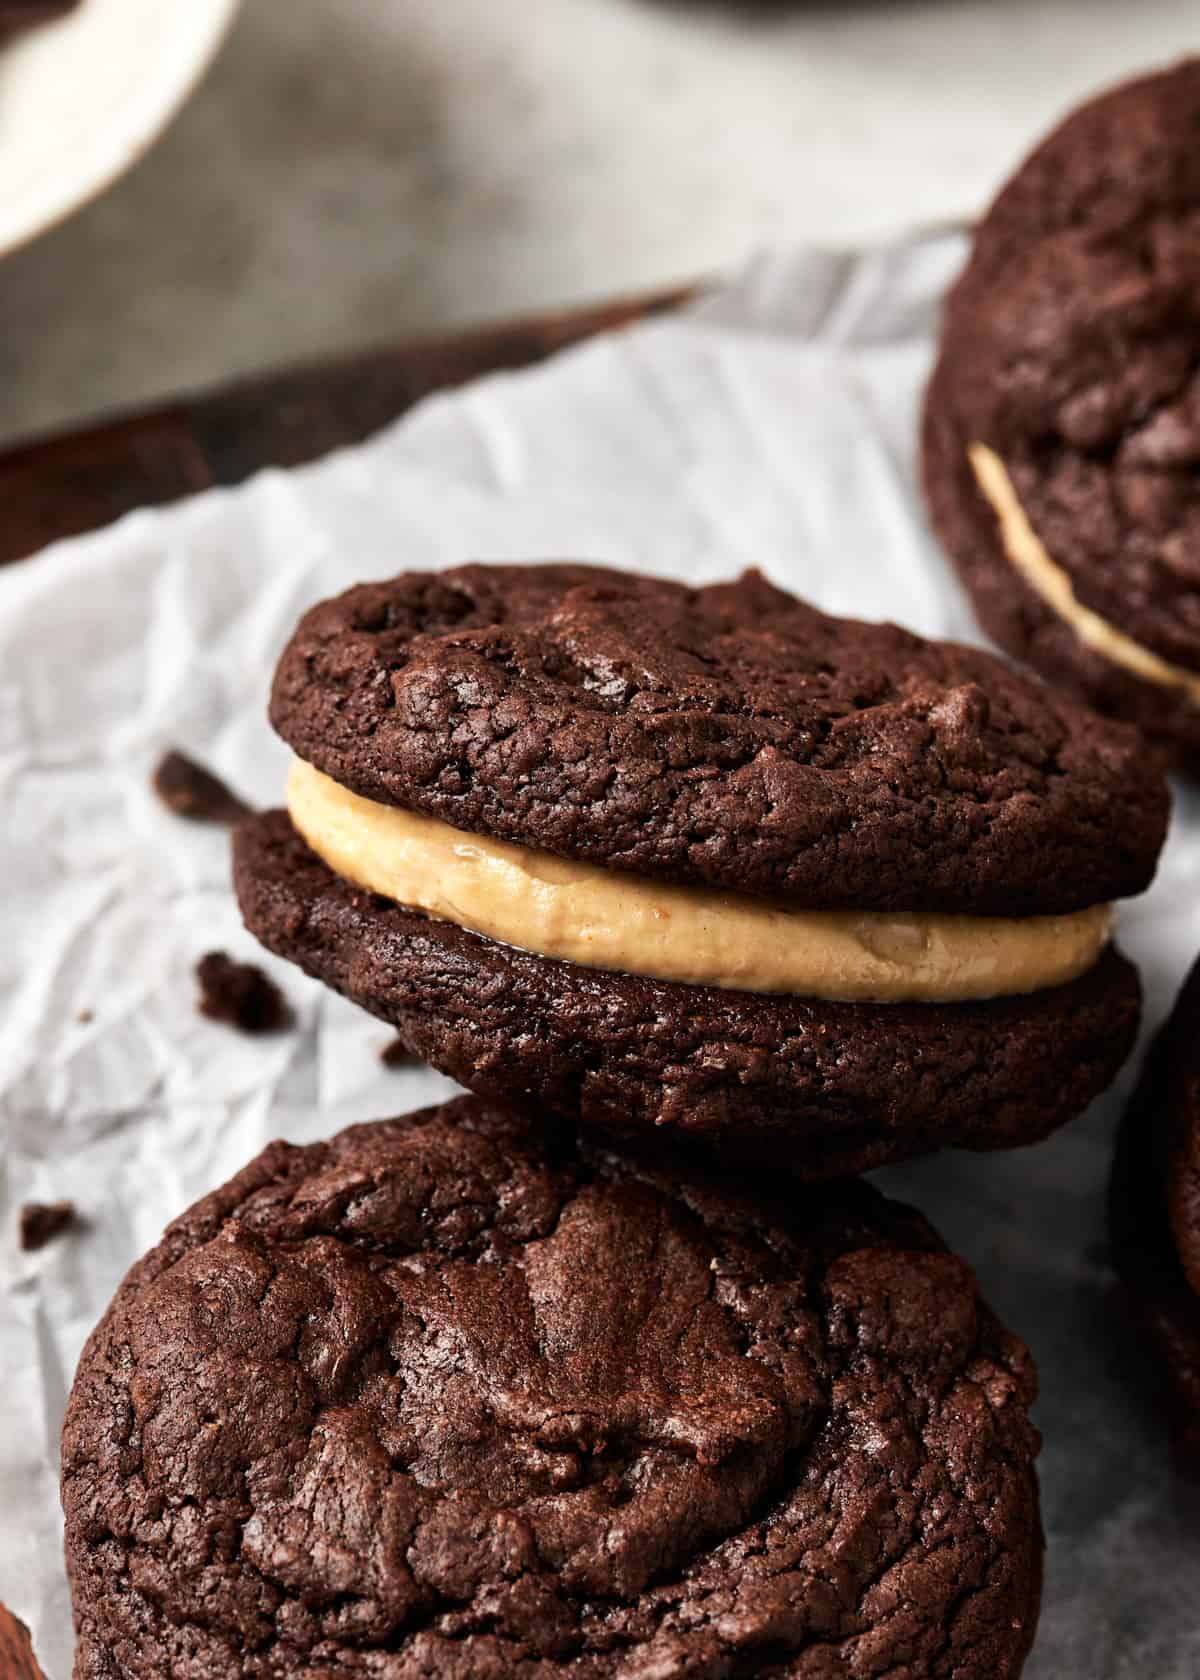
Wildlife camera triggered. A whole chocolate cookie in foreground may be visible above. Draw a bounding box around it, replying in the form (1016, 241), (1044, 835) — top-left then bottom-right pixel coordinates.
(63, 1095), (1043, 1679)
(924, 60), (1200, 770)
(237, 563), (1161, 1175)
(1111, 958), (1200, 1451)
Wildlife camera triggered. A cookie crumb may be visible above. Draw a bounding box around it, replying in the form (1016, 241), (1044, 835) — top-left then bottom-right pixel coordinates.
(20, 1200), (75, 1252)
(153, 751), (252, 825)
(196, 952), (291, 1034)
(77, 1008), (93, 1024)
(380, 1037), (420, 1069)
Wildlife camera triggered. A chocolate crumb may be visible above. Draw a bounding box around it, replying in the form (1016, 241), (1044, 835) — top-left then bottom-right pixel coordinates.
(153, 751), (252, 826)
(380, 1037), (420, 1069)
(196, 952), (291, 1035)
(20, 1200), (75, 1252)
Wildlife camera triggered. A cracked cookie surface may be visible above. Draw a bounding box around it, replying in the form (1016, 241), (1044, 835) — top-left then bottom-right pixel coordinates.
(268, 563), (1165, 914)
(62, 1095), (1042, 1678)
(924, 60), (1200, 765)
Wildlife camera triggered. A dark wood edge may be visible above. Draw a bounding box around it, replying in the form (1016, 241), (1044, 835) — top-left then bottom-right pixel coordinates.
(0, 282), (696, 568)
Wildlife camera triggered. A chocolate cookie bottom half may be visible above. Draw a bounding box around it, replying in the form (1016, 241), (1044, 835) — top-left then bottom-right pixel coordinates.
(63, 1094), (1042, 1679)
(235, 811), (1139, 1178)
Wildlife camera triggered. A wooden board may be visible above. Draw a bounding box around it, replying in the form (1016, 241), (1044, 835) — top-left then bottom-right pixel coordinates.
(0, 279), (688, 1680)
(0, 284), (691, 569)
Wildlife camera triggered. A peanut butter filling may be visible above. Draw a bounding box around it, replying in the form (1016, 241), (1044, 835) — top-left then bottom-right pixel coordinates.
(969, 442), (1200, 705)
(288, 757), (1111, 1003)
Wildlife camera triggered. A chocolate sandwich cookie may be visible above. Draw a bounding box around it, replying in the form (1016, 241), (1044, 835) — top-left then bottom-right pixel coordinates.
(924, 60), (1200, 771)
(234, 563), (1164, 1177)
(63, 1094), (1043, 1679)
(1111, 958), (1200, 1449)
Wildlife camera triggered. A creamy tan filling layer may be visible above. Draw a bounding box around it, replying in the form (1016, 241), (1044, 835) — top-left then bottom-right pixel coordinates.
(287, 758), (1111, 1003)
(969, 442), (1200, 706)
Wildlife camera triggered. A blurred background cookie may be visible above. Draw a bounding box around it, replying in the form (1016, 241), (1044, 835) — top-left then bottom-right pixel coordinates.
(924, 61), (1200, 772)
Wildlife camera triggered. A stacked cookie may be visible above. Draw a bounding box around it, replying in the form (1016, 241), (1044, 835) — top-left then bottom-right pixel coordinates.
(63, 559), (1167, 1678)
(60, 60), (1200, 1680)
(233, 564), (1161, 1177)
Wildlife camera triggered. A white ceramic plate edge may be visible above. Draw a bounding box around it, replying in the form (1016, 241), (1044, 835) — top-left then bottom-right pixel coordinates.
(0, 0), (241, 256)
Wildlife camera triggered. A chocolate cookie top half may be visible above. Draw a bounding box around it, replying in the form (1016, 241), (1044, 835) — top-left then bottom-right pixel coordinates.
(269, 563), (1164, 915)
(63, 1096), (1042, 1679)
(933, 60), (1200, 676)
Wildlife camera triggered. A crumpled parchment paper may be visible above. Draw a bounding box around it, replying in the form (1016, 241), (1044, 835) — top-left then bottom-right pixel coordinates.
(2, 232), (1198, 1679)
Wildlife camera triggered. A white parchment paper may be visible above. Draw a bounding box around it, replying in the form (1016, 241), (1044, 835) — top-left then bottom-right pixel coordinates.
(2, 233), (1199, 1679)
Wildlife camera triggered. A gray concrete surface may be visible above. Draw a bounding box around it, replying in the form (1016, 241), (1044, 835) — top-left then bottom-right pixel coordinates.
(0, 0), (1197, 445)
